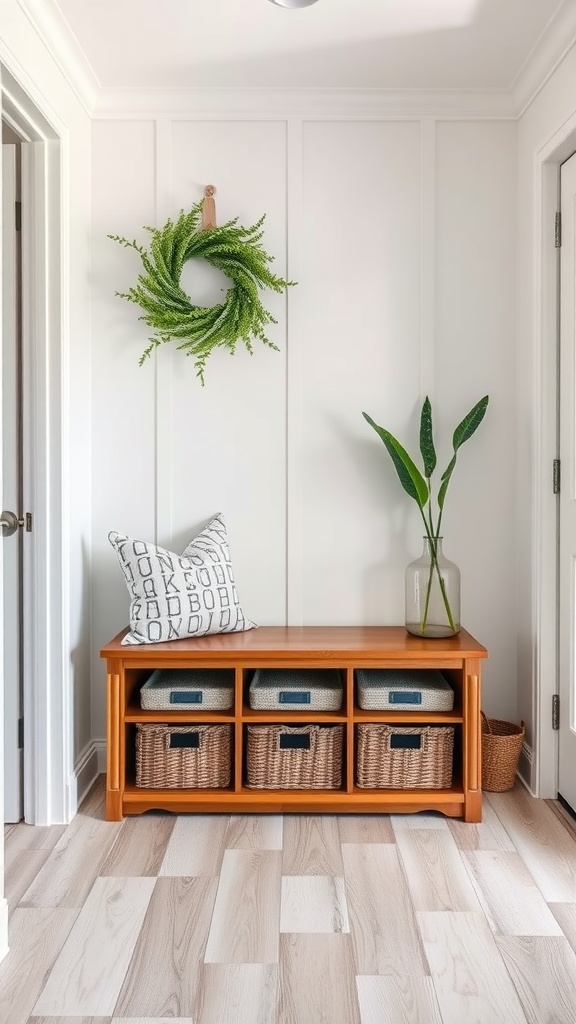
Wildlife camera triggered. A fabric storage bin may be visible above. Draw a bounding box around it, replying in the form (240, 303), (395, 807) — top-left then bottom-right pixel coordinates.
(355, 668), (454, 711)
(135, 723), (232, 788)
(140, 668), (234, 710)
(249, 668), (343, 711)
(246, 724), (343, 789)
(356, 723), (454, 789)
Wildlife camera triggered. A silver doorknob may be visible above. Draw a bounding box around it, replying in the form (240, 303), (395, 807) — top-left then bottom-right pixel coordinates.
(0, 510), (24, 537)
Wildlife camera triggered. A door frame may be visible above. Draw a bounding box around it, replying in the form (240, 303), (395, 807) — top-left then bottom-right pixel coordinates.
(534, 113), (576, 798)
(1, 65), (70, 826)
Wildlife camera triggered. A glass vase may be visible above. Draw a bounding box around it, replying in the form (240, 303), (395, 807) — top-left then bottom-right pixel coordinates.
(405, 537), (461, 638)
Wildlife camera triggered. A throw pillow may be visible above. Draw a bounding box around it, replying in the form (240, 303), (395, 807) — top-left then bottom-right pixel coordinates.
(109, 513), (256, 645)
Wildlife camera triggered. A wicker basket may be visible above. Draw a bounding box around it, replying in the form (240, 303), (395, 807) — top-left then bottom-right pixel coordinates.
(481, 713), (525, 792)
(246, 724), (343, 789)
(356, 724), (454, 789)
(135, 723), (232, 788)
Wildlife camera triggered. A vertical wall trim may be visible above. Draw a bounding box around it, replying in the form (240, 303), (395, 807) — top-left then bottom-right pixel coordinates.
(420, 118), (437, 400)
(153, 118), (173, 545)
(286, 117), (304, 624)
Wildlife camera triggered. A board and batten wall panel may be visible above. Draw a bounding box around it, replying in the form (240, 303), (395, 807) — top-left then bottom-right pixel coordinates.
(435, 120), (517, 721)
(90, 119), (157, 736)
(90, 113), (517, 741)
(298, 120), (423, 625)
(160, 119), (288, 627)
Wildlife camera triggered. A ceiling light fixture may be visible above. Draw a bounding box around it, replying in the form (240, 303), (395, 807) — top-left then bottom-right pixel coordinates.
(268, 0), (321, 8)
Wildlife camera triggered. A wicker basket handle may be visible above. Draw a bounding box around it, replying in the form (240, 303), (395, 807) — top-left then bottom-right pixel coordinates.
(166, 730), (202, 750)
(480, 711), (492, 734)
(386, 727), (429, 754)
(278, 726), (317, 754)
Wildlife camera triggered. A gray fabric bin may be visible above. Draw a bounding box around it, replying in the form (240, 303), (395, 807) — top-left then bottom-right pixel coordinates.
(249, 668), (343, 711)
(355, 668), (454, 711)
(140, 668), (234, 710)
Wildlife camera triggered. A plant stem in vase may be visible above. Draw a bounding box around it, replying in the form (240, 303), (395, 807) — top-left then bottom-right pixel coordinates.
(406, 536), (460, 638)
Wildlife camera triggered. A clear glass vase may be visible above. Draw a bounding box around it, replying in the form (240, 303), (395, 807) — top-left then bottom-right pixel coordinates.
(405, 537), (461, 638)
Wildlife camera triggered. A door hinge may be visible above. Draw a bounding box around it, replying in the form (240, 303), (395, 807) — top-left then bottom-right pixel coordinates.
(553, 459), (561, 494)
(15, 200), (22, 233)
(18, 717), (24, 749)
(552, 693), (560, 730)
(555, 210), (562, 248)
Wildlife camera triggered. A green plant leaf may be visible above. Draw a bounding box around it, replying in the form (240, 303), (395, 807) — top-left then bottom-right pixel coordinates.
(452, 395), (489, 452)
(438, 453), (456, 510)
(438, 396), (489, 509)
(362, 412), (429, 509)
(419, 396), (437, 478)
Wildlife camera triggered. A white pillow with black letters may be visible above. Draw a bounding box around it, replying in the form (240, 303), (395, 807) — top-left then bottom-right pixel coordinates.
(109, 513), (256, 645)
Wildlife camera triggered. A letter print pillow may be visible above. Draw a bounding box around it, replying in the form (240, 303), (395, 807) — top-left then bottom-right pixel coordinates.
(109, 513), (256, 645)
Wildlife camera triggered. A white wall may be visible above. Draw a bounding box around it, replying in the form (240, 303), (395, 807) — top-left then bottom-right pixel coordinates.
(516, 42), (576, 793)
(91, 111), (518, 739)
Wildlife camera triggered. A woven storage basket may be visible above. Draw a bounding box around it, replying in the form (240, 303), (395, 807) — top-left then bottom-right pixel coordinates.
(246, 724), (343, 789)
(481, 713), (525, 792)
(355, 668), (454, 711)
(249, 668), (343, 711)
(135, 723), (232, 788)
(356, 723), (454, 789)
(140, 667), (234, 710)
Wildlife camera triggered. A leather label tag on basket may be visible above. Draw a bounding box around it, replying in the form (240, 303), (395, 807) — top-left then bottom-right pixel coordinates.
(390, 733), (422, 750)
(279, 733), (311, 750)
(169, 732), (201, 749)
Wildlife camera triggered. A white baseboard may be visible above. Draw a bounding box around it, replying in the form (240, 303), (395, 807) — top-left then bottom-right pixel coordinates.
(94, 739), (106, 775)
(518, 740), (535, 794)
(0, 898), (8, 964)
(69, 741), (103, 813)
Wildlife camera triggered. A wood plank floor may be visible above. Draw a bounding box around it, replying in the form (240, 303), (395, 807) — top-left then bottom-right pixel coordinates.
(2, 779), (576, 1024)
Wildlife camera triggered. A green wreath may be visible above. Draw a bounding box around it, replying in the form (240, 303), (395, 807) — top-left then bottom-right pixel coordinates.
(109, 199), (294, 383)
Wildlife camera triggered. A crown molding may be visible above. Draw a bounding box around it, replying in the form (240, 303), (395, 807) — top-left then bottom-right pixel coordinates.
(17, 0), (100, 114)
(511, 1), (576, 117)
(13, 0), (576, 122)
(92, 86), (516, 120)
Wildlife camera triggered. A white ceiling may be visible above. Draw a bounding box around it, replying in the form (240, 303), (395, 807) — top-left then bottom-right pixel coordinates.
(50, 0), (571, 92)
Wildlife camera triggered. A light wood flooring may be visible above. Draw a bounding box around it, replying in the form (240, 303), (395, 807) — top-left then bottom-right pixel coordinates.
(2, 779), (576, 1023)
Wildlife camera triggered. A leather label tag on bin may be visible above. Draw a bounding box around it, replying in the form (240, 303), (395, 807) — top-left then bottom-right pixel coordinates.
(170, 691), (203, 704)
(279, 691), (311, 704)
(389, 691), (422, 704)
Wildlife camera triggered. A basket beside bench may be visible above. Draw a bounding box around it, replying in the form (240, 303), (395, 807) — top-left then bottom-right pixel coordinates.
(481, 713), (524, 792)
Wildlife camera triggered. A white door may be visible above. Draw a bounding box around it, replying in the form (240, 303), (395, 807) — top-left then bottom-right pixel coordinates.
(558, 150), (576, 813)
(2, 140), (22, 823)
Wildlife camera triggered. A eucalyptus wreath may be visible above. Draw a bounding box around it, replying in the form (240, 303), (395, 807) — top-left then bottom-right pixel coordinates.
(109, 199), (294, 383)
